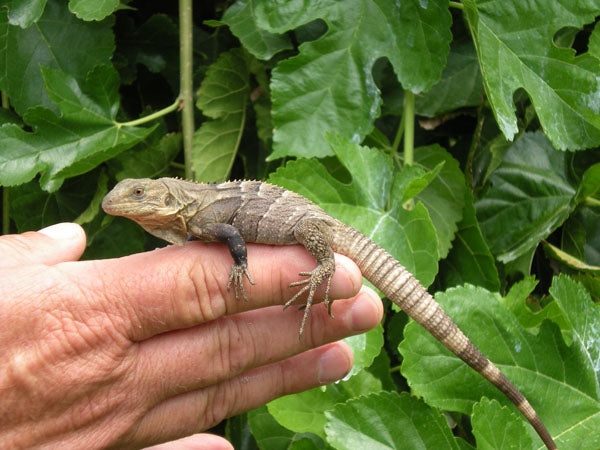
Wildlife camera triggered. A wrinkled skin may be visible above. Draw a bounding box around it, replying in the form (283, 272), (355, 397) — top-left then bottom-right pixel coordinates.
(0, 223), (382, 448)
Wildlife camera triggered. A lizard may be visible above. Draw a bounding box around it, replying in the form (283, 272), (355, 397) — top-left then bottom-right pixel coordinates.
(102, 177), (557, 450)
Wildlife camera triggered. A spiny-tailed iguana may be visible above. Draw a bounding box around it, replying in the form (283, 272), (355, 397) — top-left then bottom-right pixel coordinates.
(102, 177), (556, 449)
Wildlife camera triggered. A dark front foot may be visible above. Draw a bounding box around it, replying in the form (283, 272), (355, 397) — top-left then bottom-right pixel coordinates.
(227, 263), (255, 302)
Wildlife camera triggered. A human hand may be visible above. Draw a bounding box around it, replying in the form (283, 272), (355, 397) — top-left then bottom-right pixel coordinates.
(0, 223), (382, 448)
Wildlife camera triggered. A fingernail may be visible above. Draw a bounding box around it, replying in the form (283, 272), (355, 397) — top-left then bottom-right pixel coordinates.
(38, 223), (83, 240)
(317, 345), (352, 384)
(350, 287), (381, 331)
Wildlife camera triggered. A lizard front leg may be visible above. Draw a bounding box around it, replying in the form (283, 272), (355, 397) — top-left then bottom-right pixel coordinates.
(189, 222), (255, 302)
(286, 218), (336, 337)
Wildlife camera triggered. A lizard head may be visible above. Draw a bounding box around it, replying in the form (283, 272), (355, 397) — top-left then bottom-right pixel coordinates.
(102, 178), (180, 221)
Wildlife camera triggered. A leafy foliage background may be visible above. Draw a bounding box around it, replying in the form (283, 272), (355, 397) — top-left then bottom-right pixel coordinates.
(1, 0), (600, 449)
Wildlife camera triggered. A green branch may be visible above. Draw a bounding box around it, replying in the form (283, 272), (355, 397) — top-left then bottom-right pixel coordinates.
(179, 0), (194, 180)
(392, 113), (405, 155)
(584, 196), (600, 208)
(117, 97), (181, 127)
(403, 91), (415, 166)
(449, 1), (464, 10)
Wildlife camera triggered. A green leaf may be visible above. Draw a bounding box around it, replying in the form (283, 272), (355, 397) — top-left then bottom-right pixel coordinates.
(267, 368), (384, 439)
(3, 0), (47, 28)
(0, 0), (114, 115)
(415, 36), (484, 117)
(579, 208), (600, 266)
(74, 168), (108, 225)
(471, 398), (533, 450)
(8, 171), (101, 232)
(324, 392), (460, 450)
(441, 187), (500, 292)
(543, 241), (600, 274)
(475, 132), (576, 263)
(217, 0), (293, 60)
(499, 277), (570, 337)
(193, 48), (250, 182)
(258, 0), (452, 159)
(114, 14), (179, 85)
(0, 65), (153, 192)
(110, 130), (182, 181)
(463, 0), (600, 150)
(549, 274), (600, 388)
(225, 413), (258, 450)
(83, 215), (146, 259)
(269, 135), (439, 286)
(576, 162), (600, 204)
(68, 0), (119, 21)
(344, 325), (384, 378)
(393, 162), (445, 205)
(414, 145), (466, 259)
(248, 406), (322, 450)
(399, 283), (600, 449)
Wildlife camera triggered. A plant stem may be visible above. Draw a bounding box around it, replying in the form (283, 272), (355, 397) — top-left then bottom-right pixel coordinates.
(392, 113), (405, 155)
(179, 0), (194, 180)
(449, 1), (464, 10)
(403, 90), (415, 166)
(389, 365), (402, 374)
(170, 161), (186, 170)
(117, 97), (181, 127)
(584, 196), (600, 208)
(2, 92), (9, 235)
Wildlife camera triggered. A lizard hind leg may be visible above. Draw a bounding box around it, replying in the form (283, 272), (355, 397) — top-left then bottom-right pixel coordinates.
(287, 218), (336, 338)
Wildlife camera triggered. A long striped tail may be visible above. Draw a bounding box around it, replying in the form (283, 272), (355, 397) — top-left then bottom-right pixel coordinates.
(332, 226), (556, 450)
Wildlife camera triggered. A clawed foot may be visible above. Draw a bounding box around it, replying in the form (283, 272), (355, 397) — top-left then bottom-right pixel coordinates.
(227, 263), (255, 302)
(285, 266), (333, 338)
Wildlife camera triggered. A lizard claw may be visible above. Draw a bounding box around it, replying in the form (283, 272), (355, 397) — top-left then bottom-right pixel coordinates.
(285, 264), (334, 338)
(227, 263), (255, 302)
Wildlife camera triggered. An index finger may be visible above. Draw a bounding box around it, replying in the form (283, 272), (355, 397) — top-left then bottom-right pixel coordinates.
(69, 241), (363, 341)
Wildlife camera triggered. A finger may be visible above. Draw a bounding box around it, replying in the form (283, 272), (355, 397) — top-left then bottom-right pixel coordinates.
(130, 341), (353, 446)
(74, 242), (362, 340)
(0, 223), (86, 268)
(142, 433), (233, 450)
(136, 287), (382, 400)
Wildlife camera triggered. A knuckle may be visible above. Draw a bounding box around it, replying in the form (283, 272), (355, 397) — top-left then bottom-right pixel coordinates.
(184, 261), (227, 324)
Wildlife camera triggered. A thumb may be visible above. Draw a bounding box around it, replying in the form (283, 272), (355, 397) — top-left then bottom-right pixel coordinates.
(0, 223), (86, 268)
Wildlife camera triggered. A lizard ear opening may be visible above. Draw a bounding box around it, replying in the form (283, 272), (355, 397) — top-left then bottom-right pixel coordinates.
(164, 193), (175, 206)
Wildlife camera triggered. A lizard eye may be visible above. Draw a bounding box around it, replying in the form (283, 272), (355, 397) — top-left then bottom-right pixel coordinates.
(132, 187), (145, 197)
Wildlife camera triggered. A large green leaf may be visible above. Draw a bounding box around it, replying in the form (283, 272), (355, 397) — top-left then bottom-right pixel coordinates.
(269, 134), (439, 286)
(324, 392), (460, 450)
(193, 48), (249, 183)
(415, 36), (484, 117)
(414, 145), (466, 259)
(399, 282), (600, 449)
(463, 0), (600, 150)
(0, 0), (114, 115)
(253, 0), (451, 159)
(8, 170), (101, 232)
(248, 406), (323, 450)
(441, 187), (500, 292)
(114, 14), (179, 85)
(3, 0), (47, 27)
(110, 129), (181, 181)
(216, 0), (293, 60)
(267, 368), (384, 440)
(471, 398), (533, 450)
(68, 0), (119, 21)
(0, 65), (153, 192)
(475, 132), (576, 263)
(549, 274), (600, 394)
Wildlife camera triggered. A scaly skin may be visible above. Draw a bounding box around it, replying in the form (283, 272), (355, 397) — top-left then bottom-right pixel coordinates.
(102, 177), (557, 450)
